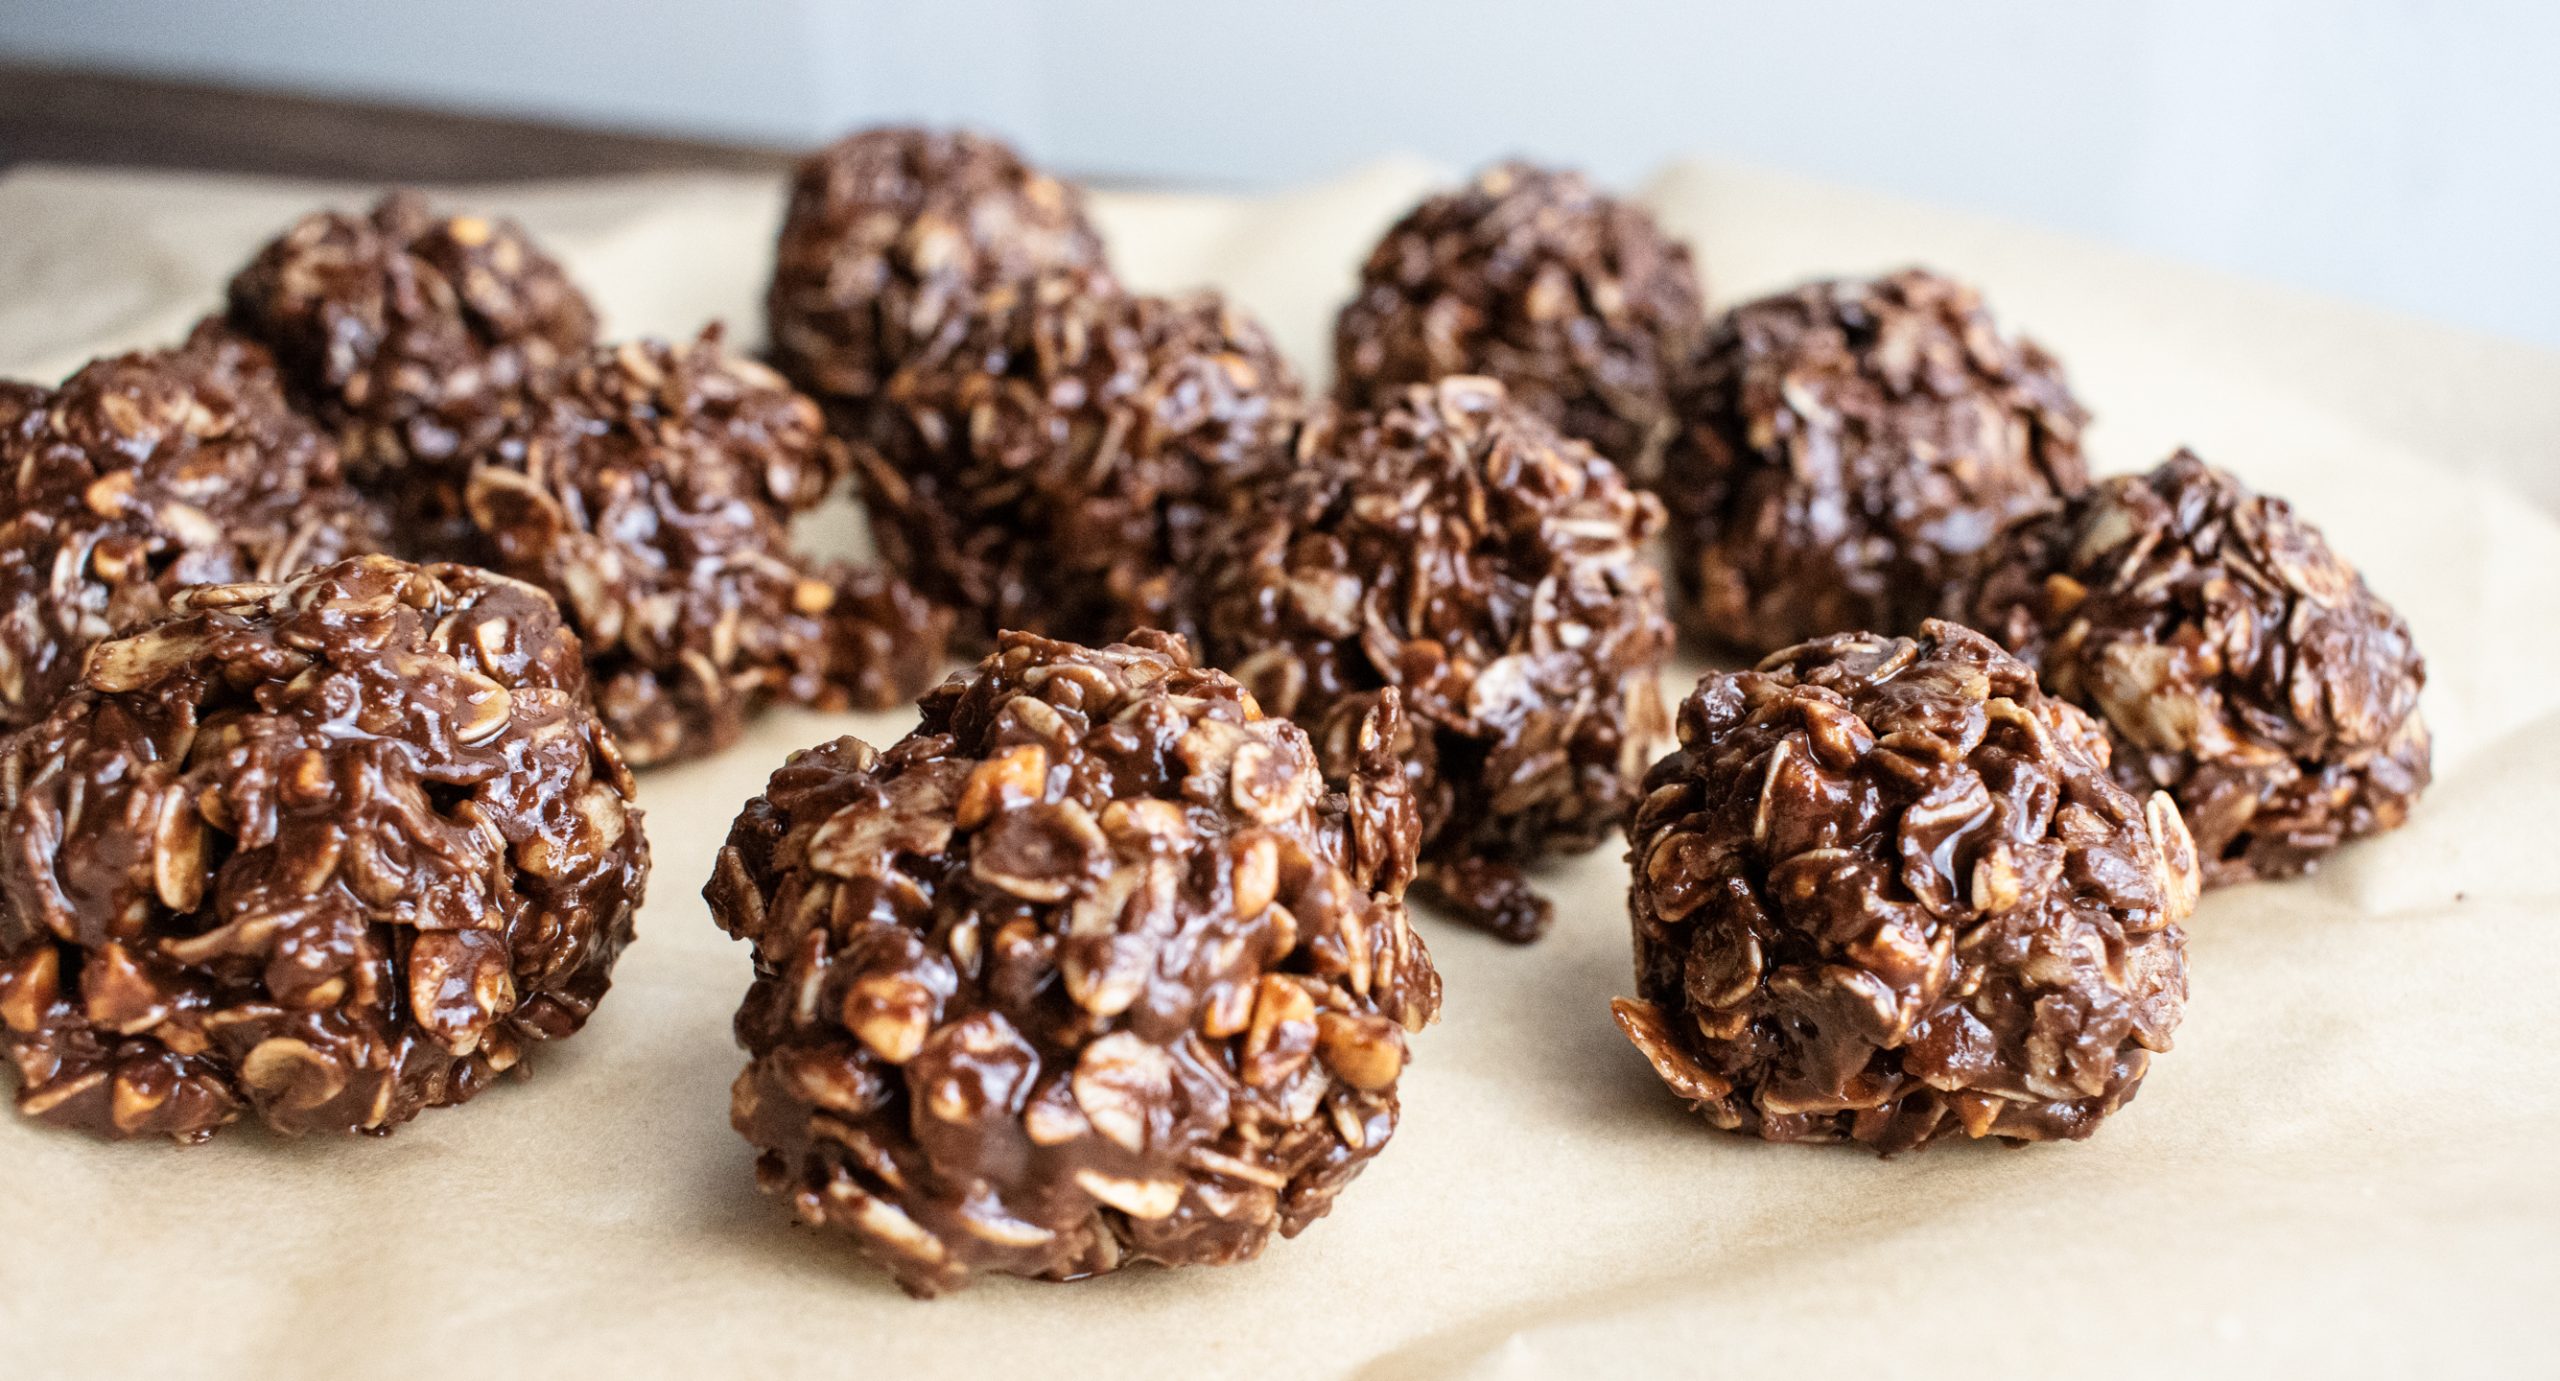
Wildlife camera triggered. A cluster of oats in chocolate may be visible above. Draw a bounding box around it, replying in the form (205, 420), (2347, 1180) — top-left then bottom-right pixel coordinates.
(224, 194), (952, 764)
(710, 631), (1438, 1295)
(1335, 161), (1708, 482)
(0, 556), (647, 1141)
(1616, 623), (2199, 1152)
(771, 130), (1302, 646)
(1617, 249), (2421, 1155)
(5, 193), (948, 770)
(1202, 377), (1673, 942)
(767, 129), (1679, 950)
(688, 129), (1684, 1295)
(0, 126), (2442, 1302)
(718, 129), (2440, 1290)
(1306, 150), (2429, 1157)
(1653, 271), (2430, 888)
(0, 184), (971, 1146)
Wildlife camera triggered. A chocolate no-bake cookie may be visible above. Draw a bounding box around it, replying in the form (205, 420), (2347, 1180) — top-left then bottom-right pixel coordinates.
(851, 271), (1303, 643)
(1335, 162), (1706, 480)
(0, 323), (388, 733)
(708, 630), (1438, 1296)
(1662, 269), (2088, 655)
(1614, 622), (2196, 1152)
(464, 330), (949, 765)
(1204, 378), (1673, 942)
(0, 556), (647, 1141)
(227, 192), (599, 491)
(768, 126), (1112, 407)
(1964, 450), (2429, 885)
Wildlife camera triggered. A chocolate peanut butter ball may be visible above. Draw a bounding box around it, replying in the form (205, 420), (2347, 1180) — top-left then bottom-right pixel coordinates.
(851, 271), (1303, 643)
(1663, 269), (2089, 655)
(1334, 162), (1707, 480)
(0, 323), (388, 732)
(1964, 451), (2429, 886)
(0, 556), (647, 1142)
(227, 192), (599, 489)
(768, 126), (1112, 405)
(1204, 378), (1674, 943)
(1614, 622), (2197, 1152)
(464, 331), (950, 765)
(707, 630), (1439, 1296)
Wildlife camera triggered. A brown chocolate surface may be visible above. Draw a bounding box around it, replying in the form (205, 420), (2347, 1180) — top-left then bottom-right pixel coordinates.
(226, 191), (599, 499)
(194, 190), (958, 765)
(850, 271), (1303, 644)
(1203, 377), (1672, 942)
(0, 555), (647, 1141)
(1614, 621), (2196, 1152)
(707, 630), (1437, 1296)
(1964, 450), (2430, 885)
(1662, 269), (2089, 655)
(0, 322), (389, 733)
(1334, 162), (1707, 481)
(464, 330), (949, 765)
(767, 126), (1113, 406)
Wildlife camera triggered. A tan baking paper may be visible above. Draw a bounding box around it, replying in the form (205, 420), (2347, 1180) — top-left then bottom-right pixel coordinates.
(0, 159), (2553, 1381)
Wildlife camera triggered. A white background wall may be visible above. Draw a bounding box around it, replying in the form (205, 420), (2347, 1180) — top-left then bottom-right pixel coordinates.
(4, 1), (2554, 347)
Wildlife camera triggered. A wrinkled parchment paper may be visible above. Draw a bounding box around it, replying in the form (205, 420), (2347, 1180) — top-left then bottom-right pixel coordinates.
(1, 159), (2555, 1381)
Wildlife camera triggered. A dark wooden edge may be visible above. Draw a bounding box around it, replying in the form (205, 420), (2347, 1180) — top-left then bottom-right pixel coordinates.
(0, 61), (801, 182)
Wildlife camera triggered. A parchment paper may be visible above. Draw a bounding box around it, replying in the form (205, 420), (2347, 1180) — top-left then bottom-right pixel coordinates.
(0, 158), (2554, 1381)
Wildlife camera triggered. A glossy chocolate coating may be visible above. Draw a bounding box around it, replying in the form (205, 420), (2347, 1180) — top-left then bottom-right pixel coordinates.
(849, 272), (1302, 644)
(1204, 377), (1672, 942)
(768, 126), (1112, 406)
(1335, 161), (1707, 480)
(228, 192), (598, 485)
(0, 322), (389, 733)
(465, 331), (949, 765)
(0, 556), (647, 1141)
(1663, 270), (2088, 654)
(708, 630), (1437, 1295)
(1615, 622), (2195, 1152)
(1965, 451), (2430, 885)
